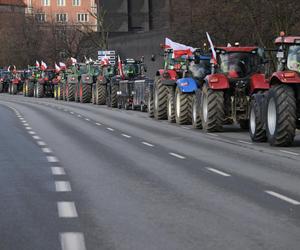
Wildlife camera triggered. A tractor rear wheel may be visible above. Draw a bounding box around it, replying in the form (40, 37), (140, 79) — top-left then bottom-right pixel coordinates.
(201, 85), (224, 132)
(192, 92), (202, 129)
(23, 82), (27, 96)
(8, 83), (11, 94)
(12, 84), (17, 95)
(36, 83), (43, 98)
(27, 82), (34, 97)
(80, 82), (91, 103)
(54, 85), (58, 100)
(249, 97), (267, 142)
(154, 77), (168, 120)
(67, 83), (75, 102)
(266, 85), (296, 146)
(95, 82), (106, 105)
(175, 87), (192, 125)
(147, 91), (154, 117)
(167, 92), (175, 123)
(110, 85), (118, 108)
(0, 83), (3, 93)
(75, 83), (80, 102)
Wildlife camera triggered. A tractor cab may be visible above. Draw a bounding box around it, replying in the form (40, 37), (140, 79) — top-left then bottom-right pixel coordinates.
(122, 59), (142, 79)
(164, 48), (188, 75)
(216, 47), (265, 79)
(187, 49), (211, 81)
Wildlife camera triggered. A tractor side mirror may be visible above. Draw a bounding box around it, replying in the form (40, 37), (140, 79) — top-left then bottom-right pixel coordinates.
(151, 54), (156, 62)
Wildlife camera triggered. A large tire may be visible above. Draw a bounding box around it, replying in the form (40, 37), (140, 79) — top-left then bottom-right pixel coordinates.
(57, 83), (63, 100)
(95, 81), (106, 105)
(249, 97), (267, 142)
(154, 77), (168, 120)
(54, 85), (58, 100)
(109, 84), (118, 108)
(66, 83), (75, 102)
(192, 92), (202, 129)
(175, 87), (192, 125)
(11, 84), (17, 95)
(36, 83), (44, 98)
(74, 82), (80, 102)
(23, 82), (27, 96)
(167, 91), (175, 123)
(201, 85), (224, 132)
(0, 83), (3, 93)
(80, 82), (91, 103)
(147, 91), (154, 117)
(266, 85), (296, 146)
(8, 83), (11, 94)
(27, 81), (34, 97)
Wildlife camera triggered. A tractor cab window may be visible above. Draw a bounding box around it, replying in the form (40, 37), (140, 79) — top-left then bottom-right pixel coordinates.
(79, 65), (87, 74)
(219, 52), (260, 78)
(124, 63), (140, 77)
(103, 66), (115, 78)
(189, 59), (211, 79)
(287, 45), (300, 72)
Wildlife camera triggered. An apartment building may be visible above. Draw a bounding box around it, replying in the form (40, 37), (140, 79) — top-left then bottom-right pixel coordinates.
(25, 0), (97, 30)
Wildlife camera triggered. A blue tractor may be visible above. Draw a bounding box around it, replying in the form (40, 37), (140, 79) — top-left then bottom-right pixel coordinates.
(166, 50), (211, 127)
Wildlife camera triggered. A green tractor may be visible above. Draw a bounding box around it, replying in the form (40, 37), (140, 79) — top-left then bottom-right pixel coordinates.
(23, 66), (38, 97)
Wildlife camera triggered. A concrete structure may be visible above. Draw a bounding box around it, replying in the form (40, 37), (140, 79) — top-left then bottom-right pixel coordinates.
(25, 0), (98, 30)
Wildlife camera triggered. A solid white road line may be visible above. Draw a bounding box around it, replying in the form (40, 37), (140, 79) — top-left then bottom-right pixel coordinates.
(107, 127), (114, 131)
(279, 150), (300, 156)
(32, 135), (41, 140)
(206, 167), (231, 177)
(207, 133), (219, 137)
(51, 167), (66, 175)
(265, 190), (300, 205)
(238, 140), (253, 145)
(60, 232), (87, 250)
(121, 134), (131, 138)
(37, 141), (47, 146)
(28, 131), (36, 135)
(57, 202), (78, 218)
(142, 142), (154, 147)
(169, 152), (186, 159)
(55, 181), (72, 192)
(42, 147), (52, 153)
(47, 156), (59, 163)
(95, 123), (102, 126)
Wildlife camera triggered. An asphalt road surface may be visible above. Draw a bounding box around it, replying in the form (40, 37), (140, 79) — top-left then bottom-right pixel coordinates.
(0, 93), (300, 250)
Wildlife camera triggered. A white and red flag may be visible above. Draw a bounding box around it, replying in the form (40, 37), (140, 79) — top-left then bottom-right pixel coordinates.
(41, 61), (47, 71)
(70, 57), (77, 65)
(206, 32), (217, 64)
(165, 38), (194, 58)
(118, 55), (124, 79)
(35, 60), (40, 68)
(55, 63), (60, 73)
(59, 62), (66, 70)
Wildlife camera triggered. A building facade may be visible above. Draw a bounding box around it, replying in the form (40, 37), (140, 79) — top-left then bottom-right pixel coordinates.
(25, 0), (98, 30)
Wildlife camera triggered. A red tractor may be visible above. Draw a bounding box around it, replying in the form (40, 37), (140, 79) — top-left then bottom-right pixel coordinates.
(252, 33), (300, 146)
(8, 71), (22, 95)
(200, 45), (269, 132)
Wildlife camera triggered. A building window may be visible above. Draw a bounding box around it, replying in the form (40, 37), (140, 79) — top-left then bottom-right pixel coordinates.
(57, 0), (65, 6)
(36, 13), (46, 22)
(72, 0), (80, 6)
(77, 13), (89, 22)
(42, 0), (50, 6)
(56, 13), (68, 22)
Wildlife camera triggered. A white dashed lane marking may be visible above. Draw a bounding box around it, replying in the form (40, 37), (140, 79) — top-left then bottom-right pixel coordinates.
(28, 131), (36, 135)
(206, 167), (231, 177)
(265, 190), (300, 205)
(107, 128), (114, 131)
(169, 152), (186, 159)
(70, 112), (74, 114)
(207, 133), (218, 137)
(121, 134), (131, 138)
(57, 202), (78, 218)
(95, 123), (102, 126)
(32, 135), (41, 140)
(60, 232), (87, 250)
(51, 167), (66, 175)
(47, 156), (59, 163)
(37, 141), (47, 146)
(84, 118), (90, 121)
(77, 115), (82, 118)
(42, 148), (52, 153)
(238, 140), (253, 145)
(25, 127), (32, 130)
(55, 181), (72, 192)
(142, 142), (154, 147)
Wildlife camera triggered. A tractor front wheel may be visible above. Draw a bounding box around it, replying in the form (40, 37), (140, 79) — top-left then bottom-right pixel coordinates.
(192, 92), (202, 129)
(175, 87), (192, 125)
(266, 85), (296, 146)
(154, 77), (168, 120)
(80, 82), (91, 103)
(249, 97), (267, 142)
(36, 83), (44, 98)
(167, 91), (175, 123)
(95, 82), (106, 105)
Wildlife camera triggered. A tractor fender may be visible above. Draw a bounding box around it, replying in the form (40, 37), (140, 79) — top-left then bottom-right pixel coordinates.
(67, 75), (78, 84)
(205, 74), (229, 90)
(176, 78), (198, 93)
(270, 71), (300, 85)
(157, 69), (177, 81)
(250, 74), (269, 93)
(97, 75), (107, 85)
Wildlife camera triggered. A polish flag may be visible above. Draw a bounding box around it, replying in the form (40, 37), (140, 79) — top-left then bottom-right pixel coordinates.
(41, 61), (47, 71)
(206, 32), (217, 65)
(71, 57), (77, 65)
(55, 63), (60, 73)
(35, 60), (40, 68)
(118, 55), (124, 79)
(59, 62), (66, 70)
(165, 38), (194, 58)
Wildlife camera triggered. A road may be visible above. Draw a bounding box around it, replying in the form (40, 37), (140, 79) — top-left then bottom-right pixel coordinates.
(0, 93), (300, 250)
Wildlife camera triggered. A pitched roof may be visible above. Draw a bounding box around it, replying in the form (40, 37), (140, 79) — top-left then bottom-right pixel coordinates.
(0, 0), (26, 7)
